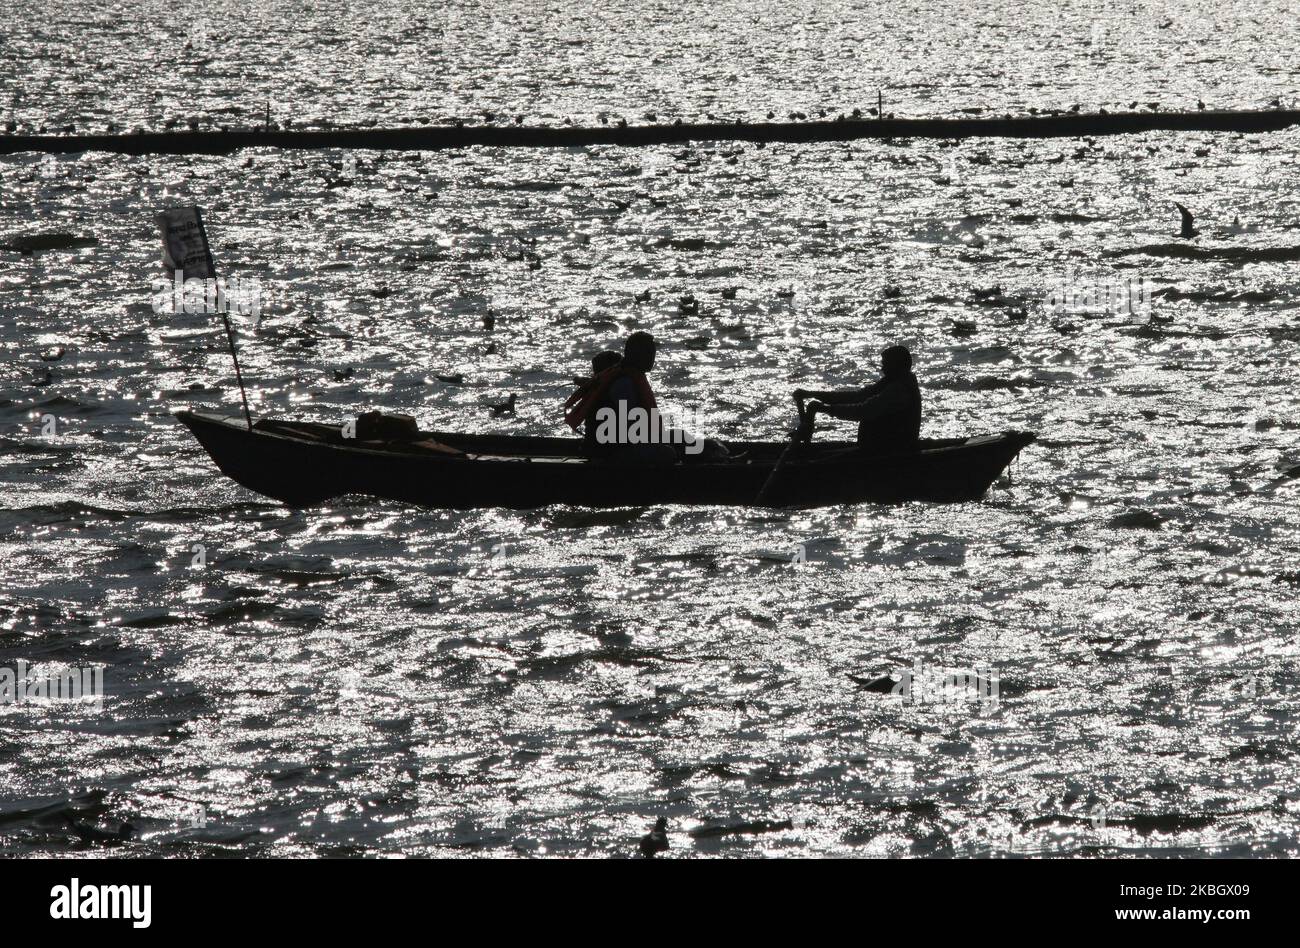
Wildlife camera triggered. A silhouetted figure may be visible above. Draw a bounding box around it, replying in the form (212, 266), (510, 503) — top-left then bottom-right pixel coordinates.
(795, 345), (922, 455)
(565, 332), (673, 463)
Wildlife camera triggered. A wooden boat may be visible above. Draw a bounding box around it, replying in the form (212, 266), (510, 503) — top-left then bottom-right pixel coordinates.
(176, 410), (1034, 509)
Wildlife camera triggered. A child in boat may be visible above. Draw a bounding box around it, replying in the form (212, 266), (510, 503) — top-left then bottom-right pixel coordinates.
(566, 350), (621, 447)
(794, 345), (922, 454)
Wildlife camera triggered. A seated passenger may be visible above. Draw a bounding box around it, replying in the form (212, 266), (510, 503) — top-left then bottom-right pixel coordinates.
(564, 332), (676, 464)
(566, 349), (623, 442)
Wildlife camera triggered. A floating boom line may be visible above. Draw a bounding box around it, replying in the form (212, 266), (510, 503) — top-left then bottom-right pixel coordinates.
(2, 109), (1299, 155)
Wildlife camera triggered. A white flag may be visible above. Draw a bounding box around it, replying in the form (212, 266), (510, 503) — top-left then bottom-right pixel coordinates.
(156, 206), (215, 280)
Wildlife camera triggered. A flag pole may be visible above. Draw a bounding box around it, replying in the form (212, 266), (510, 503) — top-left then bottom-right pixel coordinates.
(195, 208), (253, 431)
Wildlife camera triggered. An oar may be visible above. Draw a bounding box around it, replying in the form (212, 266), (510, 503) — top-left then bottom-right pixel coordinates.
(755, 398), (812, 506)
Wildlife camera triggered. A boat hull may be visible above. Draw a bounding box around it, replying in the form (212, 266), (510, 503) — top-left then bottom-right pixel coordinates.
(176, 411), (1034, 509)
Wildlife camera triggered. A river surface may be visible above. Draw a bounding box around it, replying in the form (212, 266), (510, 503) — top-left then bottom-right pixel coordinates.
(2, 0), (1300, 857)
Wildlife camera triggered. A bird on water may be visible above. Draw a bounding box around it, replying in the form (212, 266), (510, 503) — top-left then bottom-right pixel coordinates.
(489, 393), (516, 417)
(639, 817), (669, 858)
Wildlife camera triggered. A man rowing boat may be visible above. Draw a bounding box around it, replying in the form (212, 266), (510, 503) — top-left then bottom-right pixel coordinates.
(793, 345), (922, 454)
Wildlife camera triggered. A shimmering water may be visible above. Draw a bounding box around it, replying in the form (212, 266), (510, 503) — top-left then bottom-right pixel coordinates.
(2, 0), (1300, 857)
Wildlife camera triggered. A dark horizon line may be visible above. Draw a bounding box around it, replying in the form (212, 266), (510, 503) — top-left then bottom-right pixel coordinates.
(3, 108), (1298, 155)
